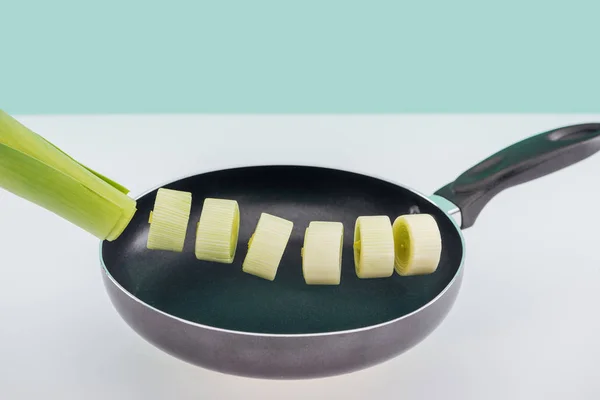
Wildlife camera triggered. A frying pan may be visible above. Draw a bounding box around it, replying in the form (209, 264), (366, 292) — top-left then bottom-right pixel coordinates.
(97, 122), (600, 379)
(4, 121), (600, 380)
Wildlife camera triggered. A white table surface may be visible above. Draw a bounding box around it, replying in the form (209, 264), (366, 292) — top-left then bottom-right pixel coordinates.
(1, 114), (599, 399)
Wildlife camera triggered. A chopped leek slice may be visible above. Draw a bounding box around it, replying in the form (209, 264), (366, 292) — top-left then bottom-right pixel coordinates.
(242, 213), (293, 281)
(0, 110), (136, 240)
(301, 221), (343, 285)
(147, 188), (192, 252)
(353, 216), (395, 279)
(393, 214), (442, 276)
(195, 198), (240, 263)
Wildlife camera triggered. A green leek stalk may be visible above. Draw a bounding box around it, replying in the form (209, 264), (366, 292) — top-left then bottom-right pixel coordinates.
(0, 110), (137, 241)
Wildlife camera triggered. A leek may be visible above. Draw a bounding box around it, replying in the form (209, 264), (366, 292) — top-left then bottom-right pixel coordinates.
(146, 188), (192, 252)
(0, 110), (136, 241)
(194, 198), (240, 263)
(242, 213), (293, 281)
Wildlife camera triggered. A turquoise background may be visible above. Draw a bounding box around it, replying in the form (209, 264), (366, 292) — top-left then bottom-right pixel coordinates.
(1, 0), (598, 114)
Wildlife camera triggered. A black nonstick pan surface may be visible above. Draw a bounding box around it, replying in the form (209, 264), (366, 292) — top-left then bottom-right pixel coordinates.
(103, 165), (463, 334)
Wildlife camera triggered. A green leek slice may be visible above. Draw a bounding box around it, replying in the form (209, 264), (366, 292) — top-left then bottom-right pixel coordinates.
(147, 188), (192, 252)
(195, 198), (240, 263)
(392, 214), (442, 276)
(242, 213), (293, 281)
(353, 216), (395, 279)
(301, 221), (343, 285)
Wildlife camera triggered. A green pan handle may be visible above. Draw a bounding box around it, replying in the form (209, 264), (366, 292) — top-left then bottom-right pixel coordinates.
(435, 123), (600, 229)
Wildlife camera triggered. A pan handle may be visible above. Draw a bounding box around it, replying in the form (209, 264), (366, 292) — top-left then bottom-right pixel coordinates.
(434, 123), (600, 229)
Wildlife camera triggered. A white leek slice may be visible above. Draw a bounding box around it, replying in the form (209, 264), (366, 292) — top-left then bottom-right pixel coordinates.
(242, 213), (293, 281)
(0, 110), (136, 240)
(195, 198), (240, 263)
(301, 221), (343, 285)
(393, 214), (442, 276)
(353, 216), (394, 279)
(147, 188), (192, 252)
